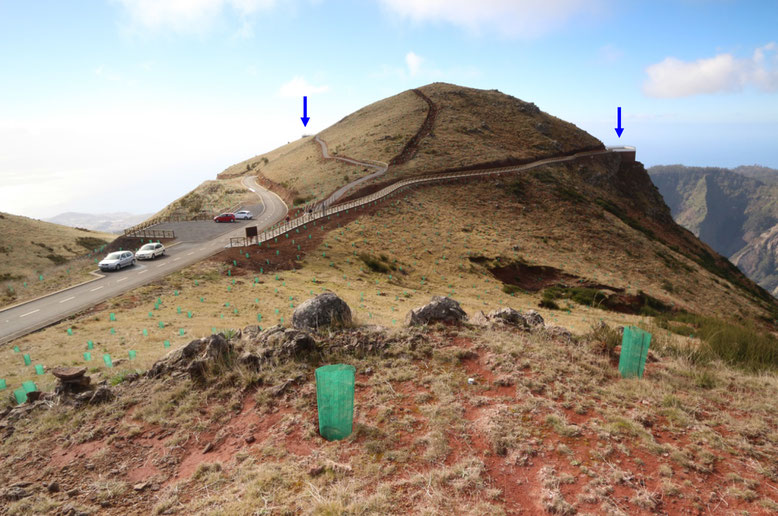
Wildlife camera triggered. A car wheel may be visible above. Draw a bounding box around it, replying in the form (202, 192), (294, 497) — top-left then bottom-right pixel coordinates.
(132, 259), (136, 266)
(116, 263), (121, 271)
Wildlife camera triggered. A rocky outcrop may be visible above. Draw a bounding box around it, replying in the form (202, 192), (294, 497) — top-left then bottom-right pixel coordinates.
(292, 292), (352, 331)
(522, 310), (545, 328)
(239, 325), (317, 366)
(406, 296), (468, 326)
(147, 334), (232, 379)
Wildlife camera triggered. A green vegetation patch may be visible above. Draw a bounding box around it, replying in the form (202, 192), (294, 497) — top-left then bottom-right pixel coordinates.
(359, 253), (397, 274)
(76, 236), (109, 251)
(541, 286), (671, 316)
(656, 312), (778, 371)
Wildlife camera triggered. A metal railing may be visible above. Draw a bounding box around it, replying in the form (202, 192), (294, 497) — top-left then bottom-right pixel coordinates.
(229, 147), (613, 248)
(125, 229), (176, 240)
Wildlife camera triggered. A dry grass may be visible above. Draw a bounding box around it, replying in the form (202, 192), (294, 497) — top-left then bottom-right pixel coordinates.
(148, 177), (257, 220)
(0, 211), (116, 308)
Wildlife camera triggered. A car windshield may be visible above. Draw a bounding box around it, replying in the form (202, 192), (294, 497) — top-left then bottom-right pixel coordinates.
(105, 252), (122, 260)
(140, 244), (155, 251)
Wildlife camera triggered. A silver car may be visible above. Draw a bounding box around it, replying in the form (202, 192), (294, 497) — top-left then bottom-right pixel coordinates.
(235, 210), (253, 220)
(135, 242), (165, 260)
(99, 251), (135, 271)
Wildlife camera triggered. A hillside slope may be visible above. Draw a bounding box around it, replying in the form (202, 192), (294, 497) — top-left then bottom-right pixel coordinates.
(649, 164), (778, 295)
(0, 212), (116, 307)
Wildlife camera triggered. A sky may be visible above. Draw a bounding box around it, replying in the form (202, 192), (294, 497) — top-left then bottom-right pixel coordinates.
(1, 0), (777, 219)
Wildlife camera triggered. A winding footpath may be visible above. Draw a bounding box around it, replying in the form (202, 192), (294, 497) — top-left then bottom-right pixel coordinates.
(314, 135), (388, 208)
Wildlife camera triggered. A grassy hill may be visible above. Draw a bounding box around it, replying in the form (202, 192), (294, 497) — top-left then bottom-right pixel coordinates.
(0, 212), (116, 308)
(649, 164), (778, 296)
(2, 84), (777, 514)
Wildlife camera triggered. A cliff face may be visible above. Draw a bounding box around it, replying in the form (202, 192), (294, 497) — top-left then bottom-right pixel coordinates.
(649, 164), (778, 296)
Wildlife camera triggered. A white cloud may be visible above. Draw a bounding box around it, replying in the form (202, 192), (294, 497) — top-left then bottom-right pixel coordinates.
(405, 51), (423, 76)
(644, 43), (778, 98)
(115, 0), (275, 32)
(278, 76), (329, 98)
(378, 0), (603, 38)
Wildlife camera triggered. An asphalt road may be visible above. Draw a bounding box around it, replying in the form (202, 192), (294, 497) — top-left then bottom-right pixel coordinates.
(0, 176), (287, 344)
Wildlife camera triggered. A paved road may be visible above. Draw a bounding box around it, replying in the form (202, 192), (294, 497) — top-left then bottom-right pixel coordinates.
(314, 135), (388, 208)
(0, 176), (287, 344)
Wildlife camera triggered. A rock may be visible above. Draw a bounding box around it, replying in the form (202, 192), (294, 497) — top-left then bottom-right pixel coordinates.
(535, 121), (551, 136)
(25, 391), (42, 403)
(133, 482), (148, 491)
(238, 351), (260, 369)
(248, 325), (316, 362)
(75, 386), (113, 406)
(203, 333), (232, 361)
(364, 367), (374, 376)
(51, 367), (87, 381)
(292, 292), (352, 331)
(147, 337), (208, 377)
(244, 435), (255, 444)
(47, 481), (60, 493)
(406, 296), (468, 326)
(1, 486), (30, 501)
(202, 442), (213, 454)
(522, 310), (545, 328)
(66, 488), (79, 497)
(469, 311), (490, 326)
(487, 308), (530, 330)
(147, 334), (233, 379)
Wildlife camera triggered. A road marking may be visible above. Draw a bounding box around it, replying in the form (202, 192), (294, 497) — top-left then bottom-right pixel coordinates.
(187, 252), (194, 256)
(173, 257), (180, 261)
(19, 309), (39, 318)
(117, 277), (127, 282)
(199, 247), (205, 251)
(158, 263), (167, 268)
(139, 270), (148, 275)
(90, 286), (104, 292)
(59, 296), (76, 303)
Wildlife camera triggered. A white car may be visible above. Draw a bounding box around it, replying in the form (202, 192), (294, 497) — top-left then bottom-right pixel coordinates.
(99, 251), (135, 271)
(135, 242), (165, 260)
(234, 210), (253, 220)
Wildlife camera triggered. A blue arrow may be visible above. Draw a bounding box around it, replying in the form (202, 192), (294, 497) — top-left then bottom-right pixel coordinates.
(615, 106), (624, 137)
(300, 96), (310, 127)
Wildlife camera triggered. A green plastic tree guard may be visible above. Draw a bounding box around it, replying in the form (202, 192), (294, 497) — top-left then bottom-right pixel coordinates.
(22, 380), (37, 393)
(14, 388), (27, 405)
(84, 352), (92, 361)
(315, 364), (356, 441)
(35, 364), (44, 375)
(103, 354), (113, 368)
(0, 379), (6, 390)
(23, 354), (31, 366)
(619, 326), (652, 379)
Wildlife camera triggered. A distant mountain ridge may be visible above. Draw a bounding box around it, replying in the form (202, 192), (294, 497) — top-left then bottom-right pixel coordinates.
(649, 164), (778, 296)
(45, 212), (152, 234)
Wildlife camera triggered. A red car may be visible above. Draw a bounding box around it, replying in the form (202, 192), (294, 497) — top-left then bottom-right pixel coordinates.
(213, 213), (236, 223)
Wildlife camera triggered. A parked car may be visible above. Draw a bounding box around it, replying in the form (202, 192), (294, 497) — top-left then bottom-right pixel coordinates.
(234, 210), (253, 220)
(213, 213), (236, 223)
(99, 251), (135, 271)
(135, 242), (165, 260)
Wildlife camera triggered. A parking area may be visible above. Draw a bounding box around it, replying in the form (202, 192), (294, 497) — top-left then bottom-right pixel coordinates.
(148, 203), (264, 242)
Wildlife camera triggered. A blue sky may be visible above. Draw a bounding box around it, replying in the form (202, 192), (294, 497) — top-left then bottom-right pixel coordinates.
(1, 0), (777, 218)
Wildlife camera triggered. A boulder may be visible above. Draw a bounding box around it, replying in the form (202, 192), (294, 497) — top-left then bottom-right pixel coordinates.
(203, 333), (232, 361)
(292, 292), (352, 331)
(406, 296), (468, 326)
(487, 308), (530, 330)
(523, 310), (545, 328)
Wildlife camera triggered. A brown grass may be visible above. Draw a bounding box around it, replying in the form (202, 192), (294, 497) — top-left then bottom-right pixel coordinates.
(0, 212), (116, 308)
